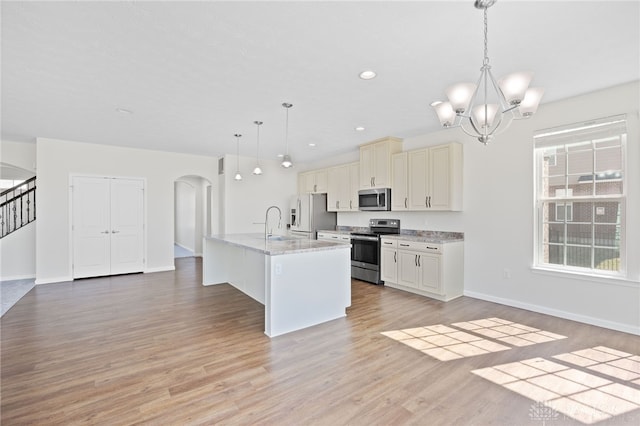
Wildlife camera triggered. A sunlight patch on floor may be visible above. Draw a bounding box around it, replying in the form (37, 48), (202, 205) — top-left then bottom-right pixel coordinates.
(472, 347), (640, 424)
(381, 317), (566, 361)
(452, 317), (567, 347)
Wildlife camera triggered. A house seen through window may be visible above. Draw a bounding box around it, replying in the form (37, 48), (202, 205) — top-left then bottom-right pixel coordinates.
(534, 115), (626, 276)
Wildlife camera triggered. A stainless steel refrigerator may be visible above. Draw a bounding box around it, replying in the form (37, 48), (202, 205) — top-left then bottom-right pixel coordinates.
(289, 193), (337, 238)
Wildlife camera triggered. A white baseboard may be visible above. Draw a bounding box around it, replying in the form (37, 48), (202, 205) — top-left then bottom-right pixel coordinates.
(35, 276), (73, 285)
(174, 242), (195, 252)
(463, 290), (640, 336)
(144, 265), (175, 273)
(1, 274), (36, 282)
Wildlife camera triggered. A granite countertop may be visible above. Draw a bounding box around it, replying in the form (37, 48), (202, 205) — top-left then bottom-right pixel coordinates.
(381, 233), (464, 244)
(319, 227), (464, 244)
(205, 233), (350, 256)
(317, 229), (353, 236)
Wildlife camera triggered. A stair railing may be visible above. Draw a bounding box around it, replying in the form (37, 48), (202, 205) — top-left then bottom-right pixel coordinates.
(0, 176), (36, 238)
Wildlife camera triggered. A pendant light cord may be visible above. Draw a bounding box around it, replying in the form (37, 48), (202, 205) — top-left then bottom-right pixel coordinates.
(285, 107), (289, 155)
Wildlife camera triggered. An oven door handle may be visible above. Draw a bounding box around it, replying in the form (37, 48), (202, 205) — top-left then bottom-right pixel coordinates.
(350, 235), (380, 242)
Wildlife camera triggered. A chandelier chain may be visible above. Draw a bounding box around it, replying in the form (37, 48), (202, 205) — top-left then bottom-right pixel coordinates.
(483, 7), (489, 66)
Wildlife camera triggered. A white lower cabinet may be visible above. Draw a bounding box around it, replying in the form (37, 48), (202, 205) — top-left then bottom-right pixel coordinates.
(381, 237), (463, 301)
(380, 239), (398, 283)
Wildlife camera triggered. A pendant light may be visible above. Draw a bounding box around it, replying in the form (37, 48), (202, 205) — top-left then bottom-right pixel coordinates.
(430, 0), (544, 145)
(233, 133), (242, 181)
(281, 103), (293, 168)
(252, 121), (263, 175)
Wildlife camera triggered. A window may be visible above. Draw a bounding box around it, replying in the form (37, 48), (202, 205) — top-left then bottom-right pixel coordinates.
(534, 115), (626, 276)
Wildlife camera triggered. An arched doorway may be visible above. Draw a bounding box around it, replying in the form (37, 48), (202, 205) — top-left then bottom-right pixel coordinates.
(174, 175), (213, 259)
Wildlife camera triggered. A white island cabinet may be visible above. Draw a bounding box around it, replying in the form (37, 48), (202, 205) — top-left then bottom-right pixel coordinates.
(203, 234), (351, 337)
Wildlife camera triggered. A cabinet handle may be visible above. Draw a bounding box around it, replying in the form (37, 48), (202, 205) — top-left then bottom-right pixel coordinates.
(425, 196), (428, 207)
(336, 201), (339, 209)
(383, 241), (393, 245)
(314, 184), (317, 192)
(400, 243), (410, 247)
(373, 177), (376, 187)
(350, 200), (352, 209)
(101, 230), (109, 234)
(404, 197), (407, 208)
(394, 252), (397, 262)
(112, 230), (120, 234)
(415, 254), (418, 266)
(417, 255), (421, 267)
(428, 196), (431, 208)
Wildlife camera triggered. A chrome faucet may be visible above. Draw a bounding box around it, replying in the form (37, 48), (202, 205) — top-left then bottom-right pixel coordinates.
(265, 205), (282, 240)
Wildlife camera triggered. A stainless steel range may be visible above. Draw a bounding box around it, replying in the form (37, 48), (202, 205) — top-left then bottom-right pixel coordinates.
(350, 219), (400, 284)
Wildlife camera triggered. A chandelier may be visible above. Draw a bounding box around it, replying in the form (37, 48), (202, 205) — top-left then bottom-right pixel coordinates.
(431, 0), (544, 145)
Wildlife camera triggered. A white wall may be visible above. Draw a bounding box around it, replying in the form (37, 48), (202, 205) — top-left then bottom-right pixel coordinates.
(1, 140), (37, 173)
(319, 81), (640, 334)
(174, 180), (196, 252)
(0, 140), (37, 280)
(174, 175), (211, 255)
(0, 221), (36, 280)
(221, 154), (297, 234)
(35, 138), (217, 284)
(460, 81), (639, 334)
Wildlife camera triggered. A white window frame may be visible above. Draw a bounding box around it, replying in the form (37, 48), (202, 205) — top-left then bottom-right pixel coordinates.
(533, 115), (627, 278)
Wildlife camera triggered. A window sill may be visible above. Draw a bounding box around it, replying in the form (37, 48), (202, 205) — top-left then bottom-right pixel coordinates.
(531, 266), (639, 288)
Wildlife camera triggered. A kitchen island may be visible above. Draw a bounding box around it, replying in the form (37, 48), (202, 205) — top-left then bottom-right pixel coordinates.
(203, 234), (351, 337)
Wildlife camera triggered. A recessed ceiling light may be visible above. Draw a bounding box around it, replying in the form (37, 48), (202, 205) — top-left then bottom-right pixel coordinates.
(308, 143), (316, 147)
(359, 70), (376, 80)
(355, 126), (365, 132)
(116, 108), (133, 114)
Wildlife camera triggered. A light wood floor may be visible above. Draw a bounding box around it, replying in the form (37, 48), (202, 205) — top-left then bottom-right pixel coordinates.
(2, 258), (638, 425)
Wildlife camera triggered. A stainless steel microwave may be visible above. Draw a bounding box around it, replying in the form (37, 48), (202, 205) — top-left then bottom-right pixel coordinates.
(358, 188), (391, 211)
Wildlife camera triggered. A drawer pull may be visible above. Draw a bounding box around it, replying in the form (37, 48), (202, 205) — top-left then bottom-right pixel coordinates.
(400, 243), (410, 247)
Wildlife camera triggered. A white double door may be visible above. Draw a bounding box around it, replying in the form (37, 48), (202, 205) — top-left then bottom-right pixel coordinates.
(72, 176), (144, 279)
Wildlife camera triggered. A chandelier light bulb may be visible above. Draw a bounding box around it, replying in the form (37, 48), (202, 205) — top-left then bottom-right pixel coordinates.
(519, 87), (545, 117)
(498, 71), (534, 105)
(472, 103), (499, 129)
(445, 83), (477, 114)
(431, 101), (456, 127)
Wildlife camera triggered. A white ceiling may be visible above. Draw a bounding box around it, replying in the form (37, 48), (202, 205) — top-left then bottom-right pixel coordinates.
(2, 1), (638, 164)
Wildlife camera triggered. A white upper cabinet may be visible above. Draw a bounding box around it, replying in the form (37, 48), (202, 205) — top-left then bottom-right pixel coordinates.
(407, 143), (463, 211)
(298, 168), (329, 194)
(348, 162), (359, 211)
(359, 137), (403, 189)
(327, 162), (359, 212)
(391, 152), (408, 210)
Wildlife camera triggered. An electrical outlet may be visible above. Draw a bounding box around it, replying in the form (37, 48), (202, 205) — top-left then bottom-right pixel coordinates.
(503, 268), (511, 279)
